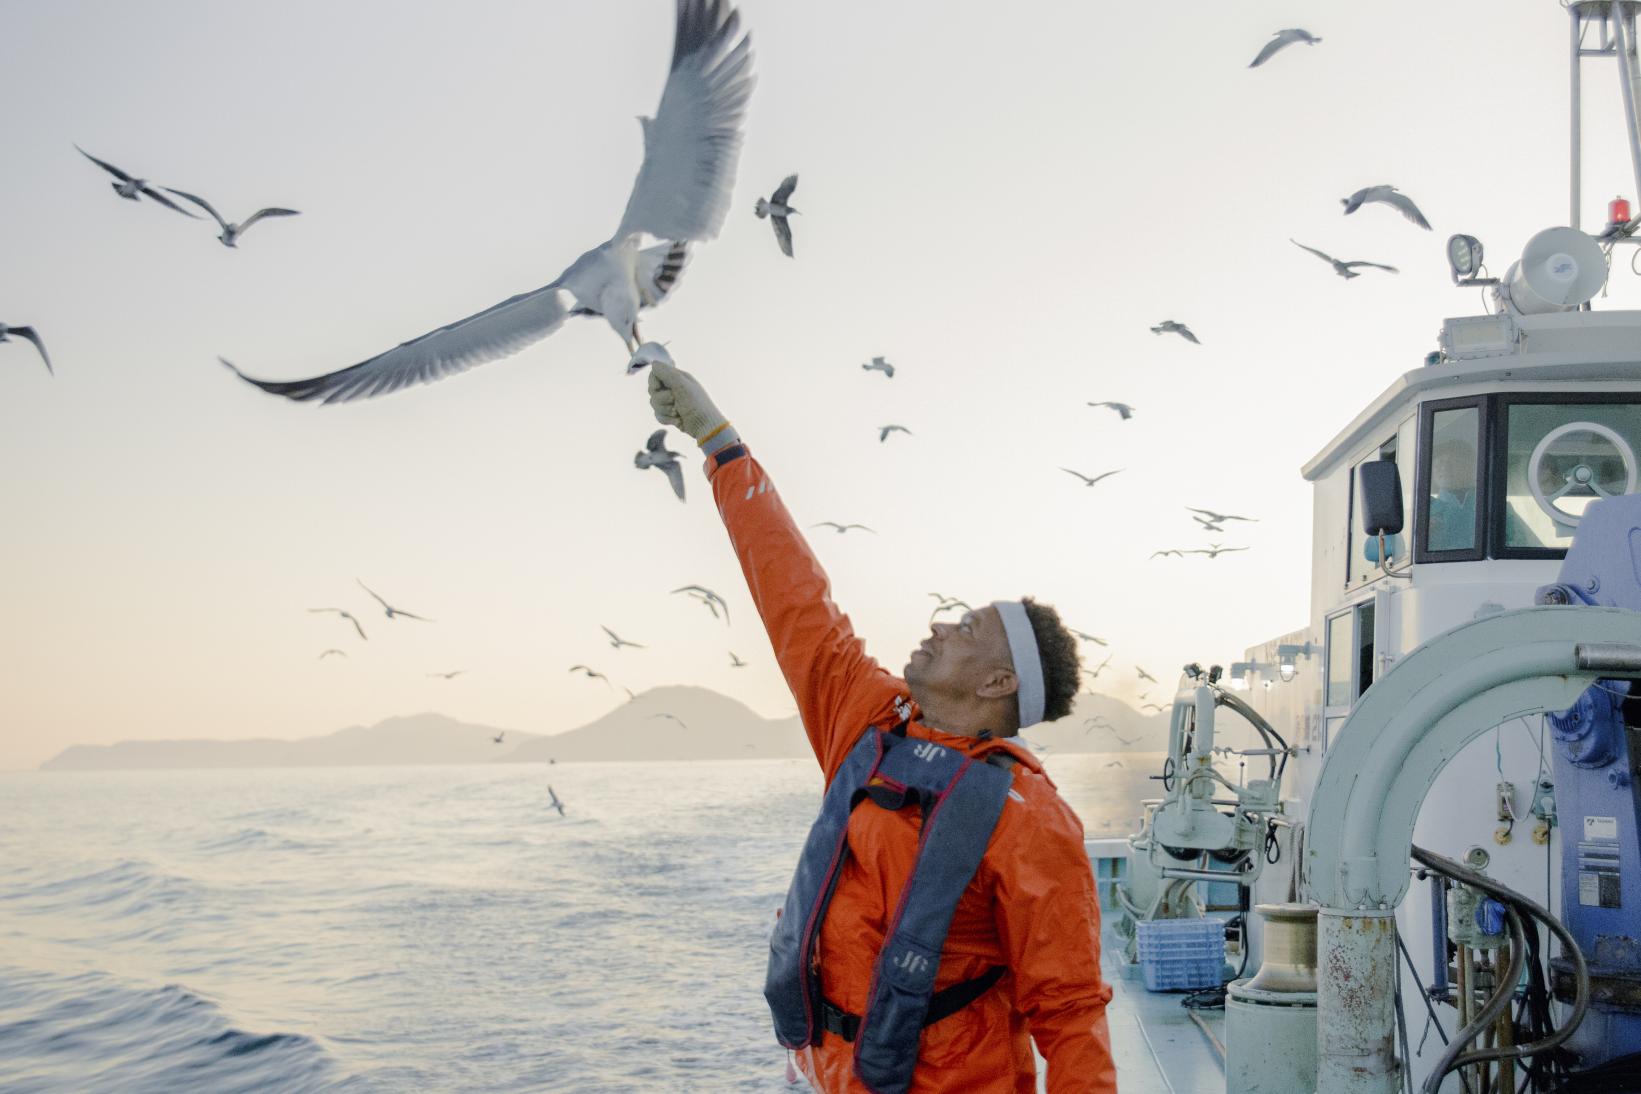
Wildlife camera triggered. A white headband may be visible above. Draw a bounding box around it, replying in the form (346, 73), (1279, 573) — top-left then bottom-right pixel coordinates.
(992, 600), (1046, 729)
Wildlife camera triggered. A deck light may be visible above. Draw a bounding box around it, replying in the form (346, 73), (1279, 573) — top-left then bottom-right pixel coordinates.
(1228, 661), (1266, 690)
(1609, 195), (1631, 227)
(1275, 642), (1316, 683)
(1446, 234), (1484, 281)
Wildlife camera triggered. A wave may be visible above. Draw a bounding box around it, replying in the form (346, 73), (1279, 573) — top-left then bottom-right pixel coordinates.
(0, 968), (339, 1093)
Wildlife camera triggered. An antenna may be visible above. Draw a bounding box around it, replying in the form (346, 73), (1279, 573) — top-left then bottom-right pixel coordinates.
(1569, 3), (1641, 232)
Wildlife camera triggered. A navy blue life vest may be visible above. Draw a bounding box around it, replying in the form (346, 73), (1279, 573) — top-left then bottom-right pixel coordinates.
(764, 724), (1014, 1094)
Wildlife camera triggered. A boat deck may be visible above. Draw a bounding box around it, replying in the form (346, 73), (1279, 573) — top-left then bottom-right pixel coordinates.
(1102, 946), (1226, 1093)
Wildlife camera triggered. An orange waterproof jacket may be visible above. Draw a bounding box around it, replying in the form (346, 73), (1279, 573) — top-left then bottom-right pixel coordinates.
(707, 445), (1117, 1094)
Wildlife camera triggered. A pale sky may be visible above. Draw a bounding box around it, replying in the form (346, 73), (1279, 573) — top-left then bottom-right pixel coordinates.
(5, 0), (1640, 772)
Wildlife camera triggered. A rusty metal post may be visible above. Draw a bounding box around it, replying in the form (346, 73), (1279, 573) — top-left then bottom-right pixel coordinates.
(1317, 908), (1401, 1094)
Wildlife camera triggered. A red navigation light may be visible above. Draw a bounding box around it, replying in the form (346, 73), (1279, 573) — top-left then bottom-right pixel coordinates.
(1610, 195), (1632, 226)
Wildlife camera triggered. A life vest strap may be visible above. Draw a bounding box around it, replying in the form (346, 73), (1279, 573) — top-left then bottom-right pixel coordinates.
(818, 965), (1007, 1044)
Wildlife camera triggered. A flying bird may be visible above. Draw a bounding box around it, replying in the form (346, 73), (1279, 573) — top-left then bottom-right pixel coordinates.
(1151, 549), (1187, 559)
(728, 651), (746, 667)
(318, 649), (347, 659)
(1141, 702), (1167, 713)
(1062, 467), (1124, 488)
(635, 429), (686, 501)
(0, 324), (51, 374)
(358, 580), (433, 622)
(570, 664), (612, 686)
(672, 584), (729, 622)
(1189, 544), (1250, 559)
(861, 356), (894, 378)
(813, 522), (874, 534)
(218, 0), (754, 403)
(1103, 760), (1124, 769)
(1069, 630), (1108, 646)
(1150, 320), (1200, 344)
(878, 425), (912, 442)
(309, 607), (367, 640)
(427, 669), (467, 679)
(491, 731), (506, 744)
(1136, 667), (1157, 683)
(602, 626), (646, 650)
(930, 597), (972, 623)
(162, 188), (300, 248)
(1186, 507), (1257, 525)
(1191, 515), (1226, 533)
(74, 145), (200, 218)
(753, 173), (798, 257)
(651, 712), (689, 730)
(1248, 28), (1321, 68)
(1341, 185), (1432, 230)
(1087, 401), (1133, 420)
(1290, 239), (1398, 279)
(1083, 654), (1113, 680)
(548, 785), (566, 817)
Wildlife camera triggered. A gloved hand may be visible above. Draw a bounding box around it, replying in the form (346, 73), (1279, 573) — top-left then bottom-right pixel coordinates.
(648, 361), (729, 444)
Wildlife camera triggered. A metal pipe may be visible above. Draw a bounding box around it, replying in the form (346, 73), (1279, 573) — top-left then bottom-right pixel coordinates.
(1575, 640), (1641, 671)
(1574, 3), (1584, 228)
(1318, 908), (1400, 1094)
(1610, 1), (1641, 202)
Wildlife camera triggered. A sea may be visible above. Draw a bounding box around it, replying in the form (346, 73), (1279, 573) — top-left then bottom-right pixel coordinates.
(0, 753), (1157, 1092)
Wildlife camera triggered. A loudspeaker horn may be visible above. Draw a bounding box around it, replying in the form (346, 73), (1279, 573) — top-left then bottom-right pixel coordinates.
(1502, 226), (1607, 314)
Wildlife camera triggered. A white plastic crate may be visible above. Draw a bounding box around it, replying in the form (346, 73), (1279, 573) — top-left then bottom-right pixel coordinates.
(1134, 917), (1226, 992)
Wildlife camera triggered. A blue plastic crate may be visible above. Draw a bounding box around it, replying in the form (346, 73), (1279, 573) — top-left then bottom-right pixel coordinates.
(1135, 917), (1226, 992)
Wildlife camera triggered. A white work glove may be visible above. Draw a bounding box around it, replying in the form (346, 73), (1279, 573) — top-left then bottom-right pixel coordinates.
(648, 360), (730, 446)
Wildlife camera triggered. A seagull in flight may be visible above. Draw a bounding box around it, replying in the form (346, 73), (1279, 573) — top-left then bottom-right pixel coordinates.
(1103, 760), (1124, 769)
(1141, 702), (1167, 713)
(358, 580), (433, 622)
(1062, 467), (1124, 488)
(602, 626), (646, 650)
(318, 648), (347, 659)
(162, 187), (300, 248)
(427, 669), (467, 679)
(1083, 654), (1113, 680)
(548, 785), (566, 816)
(0, 324), (52, 374)
(929, 595), (972, 623)
(1136, 666), (1157, 683)
(635, 429), (685, 501)
(1290, 240), (1398, 279)
(1087, 401), (1133, 420)
(570, 664), (612, 686)
(728, 650), (746, 667)
(1069, 630), (1108, 647)
(491, 731), (506, 744)
(1151, 549), (1187, 559)
(310, 607), (367, 640)
(813, 522), (875, 534)
(862, 356), (894, 378)
(878, 424), (912, 442)
(1150, 320), (1200, 344)
(1186, 507), (1257, 525)
(1188, 544), (1250, 559)
(219, 0), (754, 403)
(672, 584), (729, 622)
(754, 173), (798, 257)
(74, 145), (200, 218)
(651, 712), (690, 730)
(1248, 28), (1321, 68)
(1341, 185), (1431, 230)
(1191, 515), (1226, 533)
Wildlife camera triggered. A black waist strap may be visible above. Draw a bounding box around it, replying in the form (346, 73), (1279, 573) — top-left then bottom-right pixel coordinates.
(819, 966), (1007, 1043)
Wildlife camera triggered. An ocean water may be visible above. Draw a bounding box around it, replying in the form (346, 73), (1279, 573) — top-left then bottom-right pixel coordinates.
(0, 754), (1152, 1092)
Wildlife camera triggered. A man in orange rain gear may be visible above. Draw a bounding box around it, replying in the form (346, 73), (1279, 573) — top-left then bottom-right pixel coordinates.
(647, 360), (1117, 1094)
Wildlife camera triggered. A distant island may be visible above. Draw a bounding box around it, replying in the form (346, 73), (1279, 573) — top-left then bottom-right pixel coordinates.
(38, 685), (1170, 771)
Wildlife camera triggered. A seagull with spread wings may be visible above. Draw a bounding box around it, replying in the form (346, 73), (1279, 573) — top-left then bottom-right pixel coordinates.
(878, 425), (912, 442)
(310, 607), (367, 640)
(548, 785), (566, 817)
(1083, 654), (1113, 680)
(1188, 544), (1250, 559)
(1, 324), (52, 375)
(814, 522), (875, 534)
(1069, 630), (1108, 646)
(162, 187), (300, 248)
(1062, 467), (1124, 488)
(1290, 239), (1398, 280)
(1136, 667), (1158, 684)
(929, 595), (972, 623)
(1087, 401), (1133, 420)
(427, 669), (467, 679)
(635, 429), (686, 501)
(672, 584), (730, 622)
(602, 626), (646, 650)
(1151, 549), (1187, 559)
(570, 665), (612, 686)
(729, 651), (747, 668)
(754, 173), (798, 257)
(358, 579), (433, 622)
(1186, 507), (1257, 525)
(1341, 185), (1432, 230)
(651, 712), (690, 730)
(862, 356), (894, 378)
(318, 648), (347, 659)
(1150, 320), (1200, 344)
(74, 145), (200, 218)
(1248, 28), (1321, 68)
(220, 0), (754, 404)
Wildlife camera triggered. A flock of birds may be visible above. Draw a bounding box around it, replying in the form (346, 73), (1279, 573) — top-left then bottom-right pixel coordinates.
(4, 7), (1444, 762)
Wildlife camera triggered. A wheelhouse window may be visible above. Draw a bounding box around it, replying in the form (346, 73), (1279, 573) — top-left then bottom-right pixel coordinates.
(1500, 400), (1641, 552)
(1418, 402), (1483, 558)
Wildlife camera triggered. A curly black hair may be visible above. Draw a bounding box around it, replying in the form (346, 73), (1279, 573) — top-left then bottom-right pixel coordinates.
(1019, 597), (1081, 729)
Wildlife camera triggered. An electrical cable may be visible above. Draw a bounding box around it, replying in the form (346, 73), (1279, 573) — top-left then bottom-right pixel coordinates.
(1423, 905), (1528, 1094)
(1396, 925), (1475, 1094)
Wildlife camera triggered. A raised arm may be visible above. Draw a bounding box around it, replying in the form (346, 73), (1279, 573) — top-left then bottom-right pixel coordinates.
(647, 358), (902, 778)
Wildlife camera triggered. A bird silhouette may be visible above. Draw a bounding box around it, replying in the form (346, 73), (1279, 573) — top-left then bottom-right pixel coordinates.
(753, 173), (798, 257)
(310, 607), (367, 640)
(1150, 320), (1200, 344)
(162, 187), (300, 248)
(602, 626), (646, 650)
(0, 324), (52, 374)
(1062, 467), (1124, 488)
(1290, 240), (1398, 280)
(861, 356), (894, 378)
(358, 580), (434, 621)
(74, 145), (200, 218)
(813, 522), (875, 534)
(1087, 401), (1133, 420)
(1341, 185), (1432, 230)
(1248, 28), (1321, 68)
